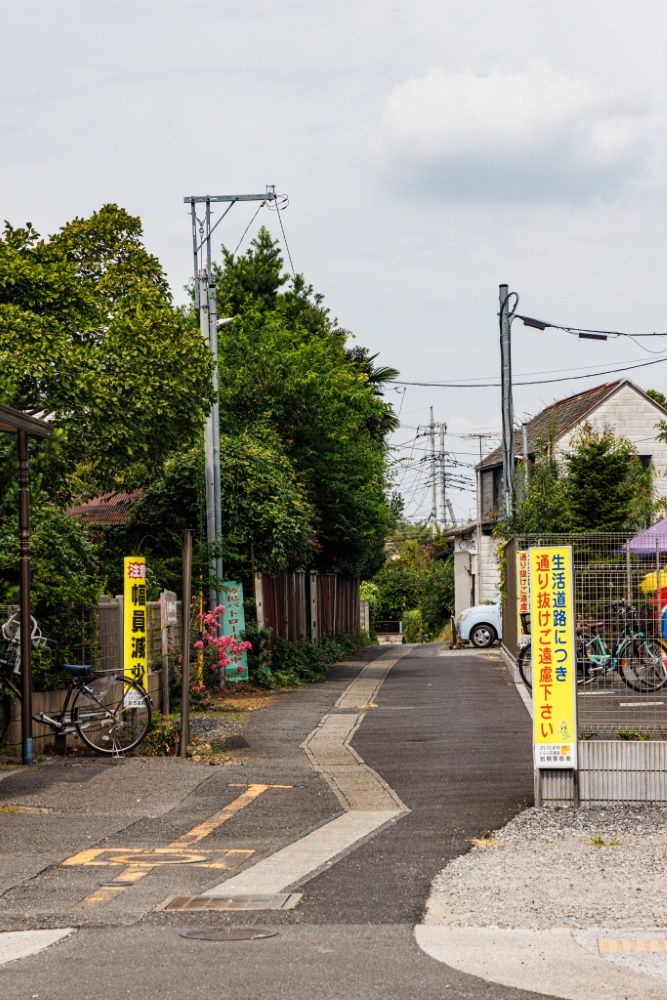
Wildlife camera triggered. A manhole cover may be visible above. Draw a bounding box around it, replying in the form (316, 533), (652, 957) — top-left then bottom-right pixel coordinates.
(179, 927), (278, 941)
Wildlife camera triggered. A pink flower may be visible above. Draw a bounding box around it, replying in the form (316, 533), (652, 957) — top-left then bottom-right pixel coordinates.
(193, 640), (204, 649)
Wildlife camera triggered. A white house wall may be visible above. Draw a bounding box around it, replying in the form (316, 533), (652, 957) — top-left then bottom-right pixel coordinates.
(479, 534), (500, 602)
(555, 383), (667, 502)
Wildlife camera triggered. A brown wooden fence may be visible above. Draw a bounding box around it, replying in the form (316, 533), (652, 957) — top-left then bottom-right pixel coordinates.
(254, 571), (361, 645)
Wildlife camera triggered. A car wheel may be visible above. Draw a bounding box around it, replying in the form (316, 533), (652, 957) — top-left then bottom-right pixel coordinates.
(470, 624), (497, 649)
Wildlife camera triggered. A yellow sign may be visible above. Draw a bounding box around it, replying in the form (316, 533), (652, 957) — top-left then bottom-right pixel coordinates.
(529, 546), (577, 769)
(124, 556), (148, 690)
(516, 549), (530, 638)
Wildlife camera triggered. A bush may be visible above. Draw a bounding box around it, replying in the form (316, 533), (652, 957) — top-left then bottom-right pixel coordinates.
(402, 609), (430, 643)
(256, 631), (371, 688)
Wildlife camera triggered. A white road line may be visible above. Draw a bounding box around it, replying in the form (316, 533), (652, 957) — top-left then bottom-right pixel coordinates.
(203, 649), (409, 900)
(205, 810), (401, 897)
(0, 929), (74, 967)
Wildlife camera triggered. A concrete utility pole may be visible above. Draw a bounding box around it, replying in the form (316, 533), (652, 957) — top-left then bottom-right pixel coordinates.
(184, 188), (279, 611)
(429, 407), (437, 533)
(439, 422), (456, 529)
(499, 283), (515, 518)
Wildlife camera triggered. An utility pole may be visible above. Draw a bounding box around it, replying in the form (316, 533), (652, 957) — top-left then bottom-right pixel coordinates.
(429, 407), (437, 533)
(439, 422), (456, 529)
(184, 188), (278, 611)
(499, 283), (515, 518)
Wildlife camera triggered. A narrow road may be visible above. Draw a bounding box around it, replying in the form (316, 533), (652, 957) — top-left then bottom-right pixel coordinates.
(0, 644), (551, 999)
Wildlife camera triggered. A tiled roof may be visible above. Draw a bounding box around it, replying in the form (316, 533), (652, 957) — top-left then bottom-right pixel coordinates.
(67, 491), (141, 526)
(479, 379), (633, 470)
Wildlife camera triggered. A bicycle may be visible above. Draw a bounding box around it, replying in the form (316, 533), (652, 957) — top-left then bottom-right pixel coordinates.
(0, 612), (152, 756)
(517, 600), (667, 694)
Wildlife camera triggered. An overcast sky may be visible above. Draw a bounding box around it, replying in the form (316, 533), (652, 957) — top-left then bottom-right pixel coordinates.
(4, 0), (667, 522)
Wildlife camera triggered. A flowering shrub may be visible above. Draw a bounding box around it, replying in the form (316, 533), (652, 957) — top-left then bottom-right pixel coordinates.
(190, 604), (252, 707)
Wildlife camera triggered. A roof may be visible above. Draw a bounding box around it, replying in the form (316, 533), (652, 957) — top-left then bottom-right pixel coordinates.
(0, 404), (53, 438)
(478, 380), (666, 470)
(67, 491), (141, 527)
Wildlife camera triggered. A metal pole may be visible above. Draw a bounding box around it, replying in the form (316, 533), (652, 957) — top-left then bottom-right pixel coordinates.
(208, 279), (224, 610)
(439, 422), (447, 530)
(429, 407), (437, 533)
(17, 430), (33, 765)
(499, 283), (515, 517)
(476, 435), (483, 606)
(199, 269), (217, 610)
(180, 530), (193, 758)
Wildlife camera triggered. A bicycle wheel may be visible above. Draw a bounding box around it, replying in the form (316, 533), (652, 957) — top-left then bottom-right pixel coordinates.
(618, 639), (667, 692)
(517, 644), (532, 690)
(72, 675), (151, 755)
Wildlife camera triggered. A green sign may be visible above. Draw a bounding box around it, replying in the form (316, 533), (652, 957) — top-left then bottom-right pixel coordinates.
(222, 581), (249, 682)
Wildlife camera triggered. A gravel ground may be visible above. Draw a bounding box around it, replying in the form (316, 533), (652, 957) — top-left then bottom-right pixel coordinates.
(425, 805), (667, 928)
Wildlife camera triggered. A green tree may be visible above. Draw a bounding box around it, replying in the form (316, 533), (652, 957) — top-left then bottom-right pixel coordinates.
(0, 205), (214, 497)
(212, 228), (398, 577)
(500, 424), (654, 536)
(564, 425), (652, 532)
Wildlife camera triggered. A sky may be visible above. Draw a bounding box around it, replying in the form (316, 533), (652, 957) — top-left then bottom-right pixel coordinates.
(4, 0), (667, 524)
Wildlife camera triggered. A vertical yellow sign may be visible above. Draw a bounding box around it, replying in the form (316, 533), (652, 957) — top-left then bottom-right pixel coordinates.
(124, 556), (148, 691)
(516, 549), (530, 638)
(529, 546), (577, 769)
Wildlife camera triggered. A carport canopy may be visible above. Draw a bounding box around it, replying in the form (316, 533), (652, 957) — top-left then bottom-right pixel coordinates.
(0, 404), (52, 764)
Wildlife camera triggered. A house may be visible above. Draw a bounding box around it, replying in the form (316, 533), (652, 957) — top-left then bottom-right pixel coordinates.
(449, 379), (667, 616)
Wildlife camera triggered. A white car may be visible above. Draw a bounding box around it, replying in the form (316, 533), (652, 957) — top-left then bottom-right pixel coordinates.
(457, 599), (502, 649)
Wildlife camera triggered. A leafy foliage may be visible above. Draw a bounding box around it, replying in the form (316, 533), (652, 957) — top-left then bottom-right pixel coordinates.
(0, 205), (213, 497)
(500, 424), (654, 536)
(370, 531), (454, 639)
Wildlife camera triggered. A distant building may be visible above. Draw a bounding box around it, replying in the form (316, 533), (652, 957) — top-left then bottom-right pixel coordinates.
(449, 379), (667, 616)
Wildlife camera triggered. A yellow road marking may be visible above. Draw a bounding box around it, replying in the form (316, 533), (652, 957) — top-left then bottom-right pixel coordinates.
(66, 783), (288, 909)
(599, 939), (667, 954)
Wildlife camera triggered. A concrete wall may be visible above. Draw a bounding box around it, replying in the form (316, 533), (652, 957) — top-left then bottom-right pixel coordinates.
(454, 548), (475, 617)
(556, 382), (667, 500)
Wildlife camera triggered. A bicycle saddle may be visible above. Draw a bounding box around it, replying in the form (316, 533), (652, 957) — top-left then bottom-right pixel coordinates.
(63, 663), (93, 677)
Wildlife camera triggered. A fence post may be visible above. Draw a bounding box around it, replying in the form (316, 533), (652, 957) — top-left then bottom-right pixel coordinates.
(160, 590), (177, 715)
(115, 594), (124, 675)
(254, 573), (265, 630)
(180, 531), (193, 758)
(309, 571), (319, 643)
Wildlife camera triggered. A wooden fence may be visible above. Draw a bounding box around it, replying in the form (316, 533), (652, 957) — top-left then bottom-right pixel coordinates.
(254, 571), (361, 645)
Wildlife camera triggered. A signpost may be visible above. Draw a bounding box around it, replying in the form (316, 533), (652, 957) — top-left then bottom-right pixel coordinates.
(529, 546), (577, 770)
(221, 581), (249, 682)
(123, 556), (148, 693)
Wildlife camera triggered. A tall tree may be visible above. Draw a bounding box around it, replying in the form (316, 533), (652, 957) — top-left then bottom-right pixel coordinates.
(212, 228), (398, 577)
(0, 205), (214, 498)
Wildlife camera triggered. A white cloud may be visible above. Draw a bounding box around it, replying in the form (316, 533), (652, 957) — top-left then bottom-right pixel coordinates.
(376, 63), (650, 199)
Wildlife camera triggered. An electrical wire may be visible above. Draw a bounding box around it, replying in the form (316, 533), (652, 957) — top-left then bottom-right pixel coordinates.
(269, 194), (296, 278)
(393, 353), (667, 389)
(518, 315), (667, 339)
(232, 202), (266, 258)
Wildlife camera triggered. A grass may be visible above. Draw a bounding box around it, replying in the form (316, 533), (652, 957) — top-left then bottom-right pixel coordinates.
(590, 835), (623, 847)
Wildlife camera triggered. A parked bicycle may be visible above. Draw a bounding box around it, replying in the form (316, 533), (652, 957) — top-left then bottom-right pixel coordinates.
(517, 600), (667, 693)
(0, 612), (152, 756)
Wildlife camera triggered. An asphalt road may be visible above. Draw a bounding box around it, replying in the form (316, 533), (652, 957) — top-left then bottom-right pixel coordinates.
(0, 644), (556, 1000)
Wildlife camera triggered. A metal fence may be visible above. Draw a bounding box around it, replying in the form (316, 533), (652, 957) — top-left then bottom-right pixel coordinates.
(504, 533), (667, 742)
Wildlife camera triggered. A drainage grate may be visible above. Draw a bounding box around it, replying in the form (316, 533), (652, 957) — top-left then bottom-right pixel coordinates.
(164, 893), (300, 912)
(179, 927), (278, 941)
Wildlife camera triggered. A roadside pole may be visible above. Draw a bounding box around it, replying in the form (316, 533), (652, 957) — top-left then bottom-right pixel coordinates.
(180, 530), (193, 758)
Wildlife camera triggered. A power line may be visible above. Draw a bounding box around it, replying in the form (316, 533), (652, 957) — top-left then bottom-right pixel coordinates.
(270, 194), (296, 278)
(393, 353), (667, 389)
(232, 201), (266, 257)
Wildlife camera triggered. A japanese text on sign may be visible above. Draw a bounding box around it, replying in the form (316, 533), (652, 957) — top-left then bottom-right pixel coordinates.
(529, 546), (578, 769)
(221, 581), (248, 682)
(124, 556), (148, 690)
(516, 549), (530, 639)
